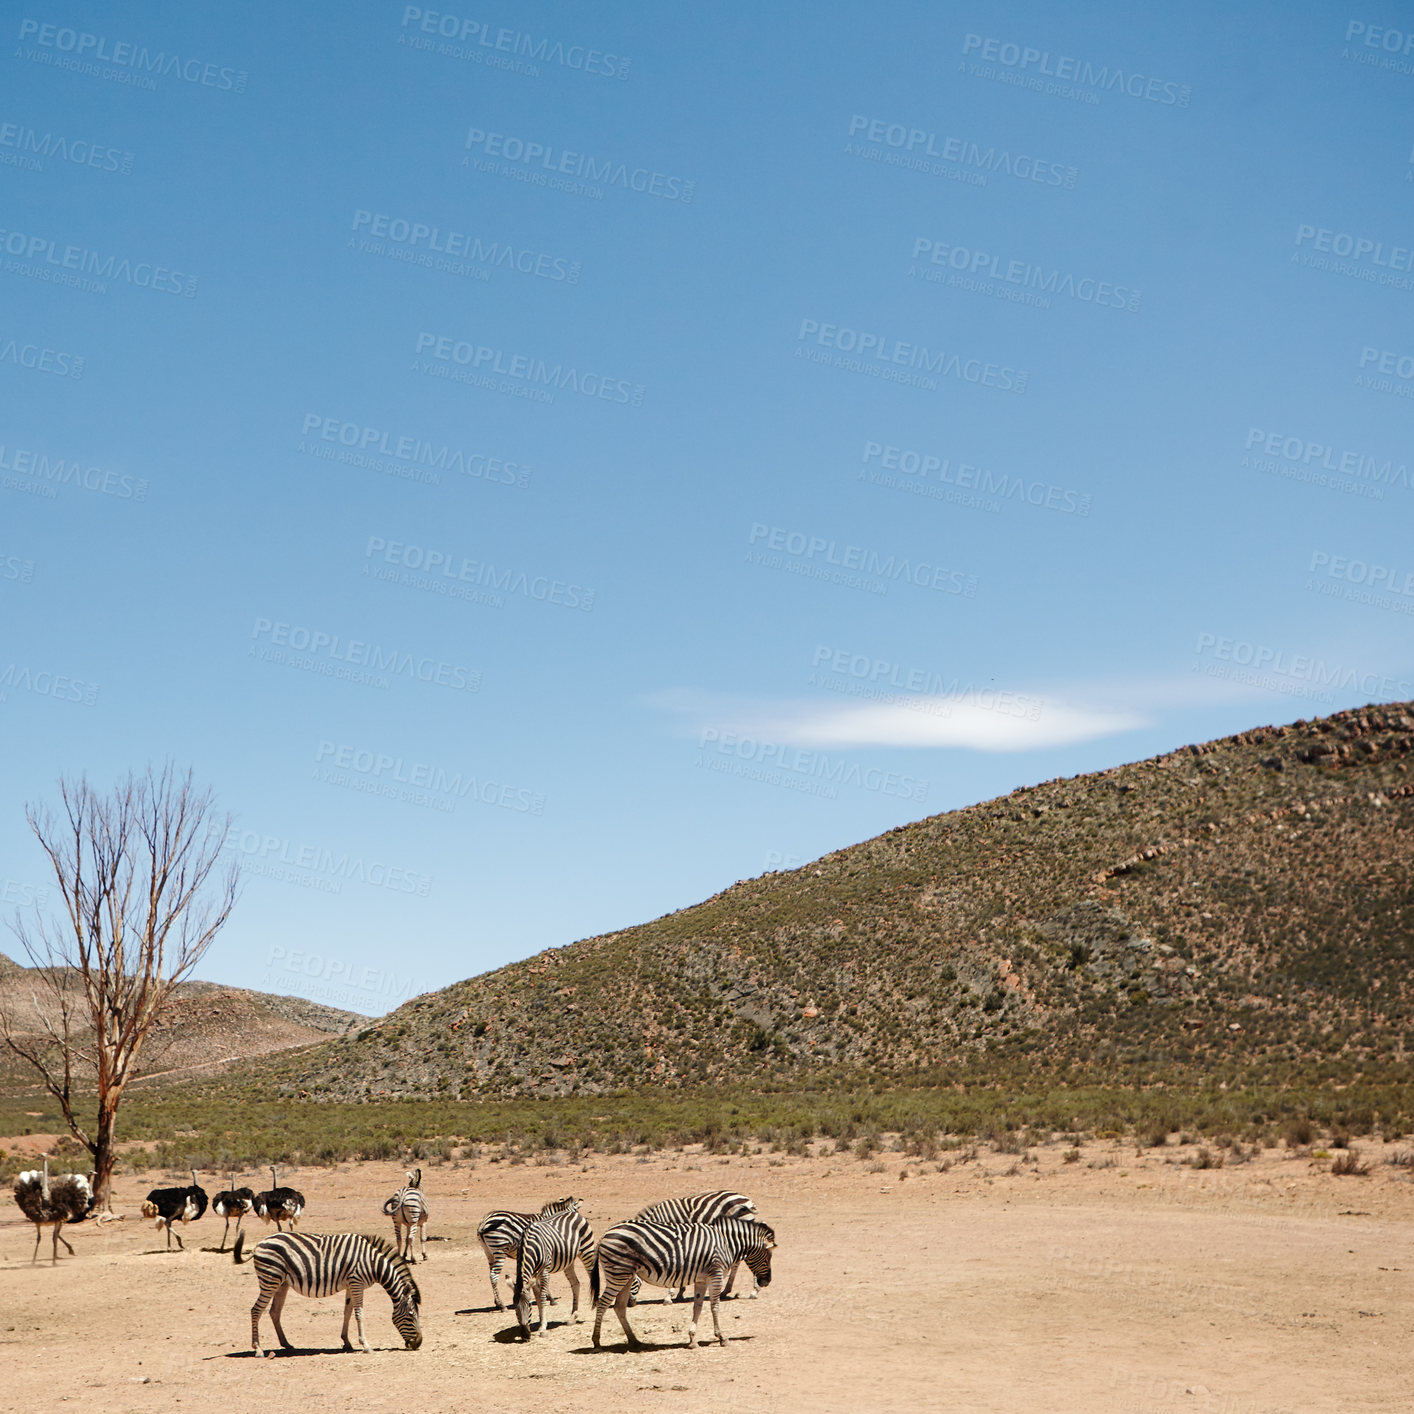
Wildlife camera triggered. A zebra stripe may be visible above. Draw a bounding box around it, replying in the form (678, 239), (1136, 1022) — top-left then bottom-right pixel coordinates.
(512, 1208), (595, 1336)
(381, 1168), (429, 1264)
(632, 1190), (758, 1300)
(475, 1196), (579, 1309)
(234, 1230), (422, 1356)
(591, 1218), (775, 1351)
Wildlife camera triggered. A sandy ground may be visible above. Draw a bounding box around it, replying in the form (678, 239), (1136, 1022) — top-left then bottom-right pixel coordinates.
(2, 1137), (1411, 1414)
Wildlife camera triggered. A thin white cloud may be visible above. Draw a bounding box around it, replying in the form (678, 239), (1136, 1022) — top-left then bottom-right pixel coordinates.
(652, 687), (1149, 753)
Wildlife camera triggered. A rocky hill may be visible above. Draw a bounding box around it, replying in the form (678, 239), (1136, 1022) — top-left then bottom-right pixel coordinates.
(265, 703), (1413, 1101)
(0, 963), (366, 1086)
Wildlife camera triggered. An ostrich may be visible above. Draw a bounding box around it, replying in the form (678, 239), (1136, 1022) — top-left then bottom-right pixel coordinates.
(13, 1160), (96, 1264)
(212, 1173), (257, 1251)
(254, 1166), (305, 1231)
(141, 1169), (208, 1250)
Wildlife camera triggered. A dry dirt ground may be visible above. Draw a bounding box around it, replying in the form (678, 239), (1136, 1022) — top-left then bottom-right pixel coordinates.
(2, 1138), (1411, 1414)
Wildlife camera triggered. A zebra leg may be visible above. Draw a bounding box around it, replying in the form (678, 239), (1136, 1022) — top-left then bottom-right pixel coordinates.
(709, 1268), (727, 1347)
(613, 1281), (643, 1350)
(536, 1273), (548, 1336)
(483, 1242), (506, 1309)
(418, 1217), (428, 1263)
(566, 1261), (582, 1323)
(251, 1281), (276, 1356)
(351, 1283), (371, 1354)
(341, 1292), (355, 1351)
(269, 1286), (294, 1351)
(688, 1277), (707, 1349)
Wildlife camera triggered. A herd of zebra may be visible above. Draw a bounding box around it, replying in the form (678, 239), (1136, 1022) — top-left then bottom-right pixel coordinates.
(12, 1161), (777, 1354)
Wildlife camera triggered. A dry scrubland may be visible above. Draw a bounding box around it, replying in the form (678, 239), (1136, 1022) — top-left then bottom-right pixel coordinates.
(2, 1137), (1412, 1414)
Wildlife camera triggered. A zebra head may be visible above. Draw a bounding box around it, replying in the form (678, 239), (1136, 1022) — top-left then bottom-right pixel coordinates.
(392, 1268), (423, 1349)
(743, 1220), (776, 1289)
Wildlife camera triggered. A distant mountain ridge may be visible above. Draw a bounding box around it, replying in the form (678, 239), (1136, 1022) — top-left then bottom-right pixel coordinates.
(150, 703), (1414, 1099)
(0, 962), (366, 1086)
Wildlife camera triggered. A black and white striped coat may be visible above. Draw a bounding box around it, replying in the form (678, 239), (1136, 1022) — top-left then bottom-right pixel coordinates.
(592, 1218), (775, 1351)
(381, 1168), (428, 1263)
(512, 1207), (595, 1336)
(234, 1230), (422, 1355)
(476, 1196), (579, 1309)
(632, 1190), (758, 1299)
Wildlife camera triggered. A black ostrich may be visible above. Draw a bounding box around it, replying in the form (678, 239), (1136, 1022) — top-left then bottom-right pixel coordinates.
(141, 1169), (208, 1250)
(211, 1174), (257, 1250)
(254, 1166), (305, 1231)
(13, 1160), (96, 1264)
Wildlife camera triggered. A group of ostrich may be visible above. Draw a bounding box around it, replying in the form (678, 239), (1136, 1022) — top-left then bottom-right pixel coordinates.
(12, 1161), (776, 1354)
(11, 1163), (304, 1259)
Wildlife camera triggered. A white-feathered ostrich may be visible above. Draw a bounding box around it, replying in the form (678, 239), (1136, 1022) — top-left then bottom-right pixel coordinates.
(13, 1160), (96, 1264)
(141, 1170), (208, 1250)
(254, 1166), (305, 1231)
(212, 1174), (257, 1251)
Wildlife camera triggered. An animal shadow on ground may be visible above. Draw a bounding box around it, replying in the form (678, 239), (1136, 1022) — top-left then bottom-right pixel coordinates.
(569, 1334), (756, 1355)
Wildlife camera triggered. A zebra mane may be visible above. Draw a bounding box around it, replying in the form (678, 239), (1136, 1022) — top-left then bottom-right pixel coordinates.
(361, 1233), (421, 1302)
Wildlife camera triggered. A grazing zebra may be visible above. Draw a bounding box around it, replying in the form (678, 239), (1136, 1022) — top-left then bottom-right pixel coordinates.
(381, 1168), (428, 1263)
(512, 1205), (596, 1337)
(476, 1195), (579, 1310)
(633, 1190), (758, 1300)
(592, 1218), (775, 1351)
(233, 1230), (422, 1356)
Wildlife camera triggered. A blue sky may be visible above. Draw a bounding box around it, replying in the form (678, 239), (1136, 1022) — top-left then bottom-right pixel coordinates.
(2, 2), (1411, 1017)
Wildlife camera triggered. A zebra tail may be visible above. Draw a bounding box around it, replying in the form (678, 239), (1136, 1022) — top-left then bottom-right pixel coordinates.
(233, 1231), (250, 1265)
(590, 1253), (600, 1302)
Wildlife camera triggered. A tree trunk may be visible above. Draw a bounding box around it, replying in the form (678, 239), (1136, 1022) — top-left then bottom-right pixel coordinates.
(91, 1093), (119, 1211)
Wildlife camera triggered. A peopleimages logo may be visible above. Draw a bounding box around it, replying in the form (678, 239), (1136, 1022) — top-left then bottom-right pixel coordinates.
(399, 7), (630, 79)
(251, 618), (481, 692)
(698, 728), (928, 804)
(1242, 427), (1408, 496)
(300, 413), (530, 488)
(0, 120), (134, 175)
(959, 34), (1192, 106)
(747, 523), (978, 597)
(910, 237), (1140, 312)
(1193, 632), (1411, 703)
(314, 740), (546, 815)
(0, 332), (83, 378)
(230, 831), (433, 897)
(16, 19), (248, 92)
(0, 225), (197, 296)
(796, 319), (1026, 394)
(413, 331), (645, 405)
(0, 441), (148, 499)
(860, 441), (1091, 515)
(350, 210), (580, 284)
(462, 127), (691, 201)
(844, 114), (1077, 189)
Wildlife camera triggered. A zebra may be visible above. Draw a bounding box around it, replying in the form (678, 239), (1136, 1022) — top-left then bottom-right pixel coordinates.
(512, 1205), (596, 1337)
(591, 1218), (775, 1351)
(381, 1168), (428, 1263)
(633, 1190), (758, 1301)
(476, 1195), (580, 1310)
(234, 1230), (422, 1356)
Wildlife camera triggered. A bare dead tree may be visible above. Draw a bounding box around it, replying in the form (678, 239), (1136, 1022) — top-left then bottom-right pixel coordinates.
(1, 767), (239, 1208)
